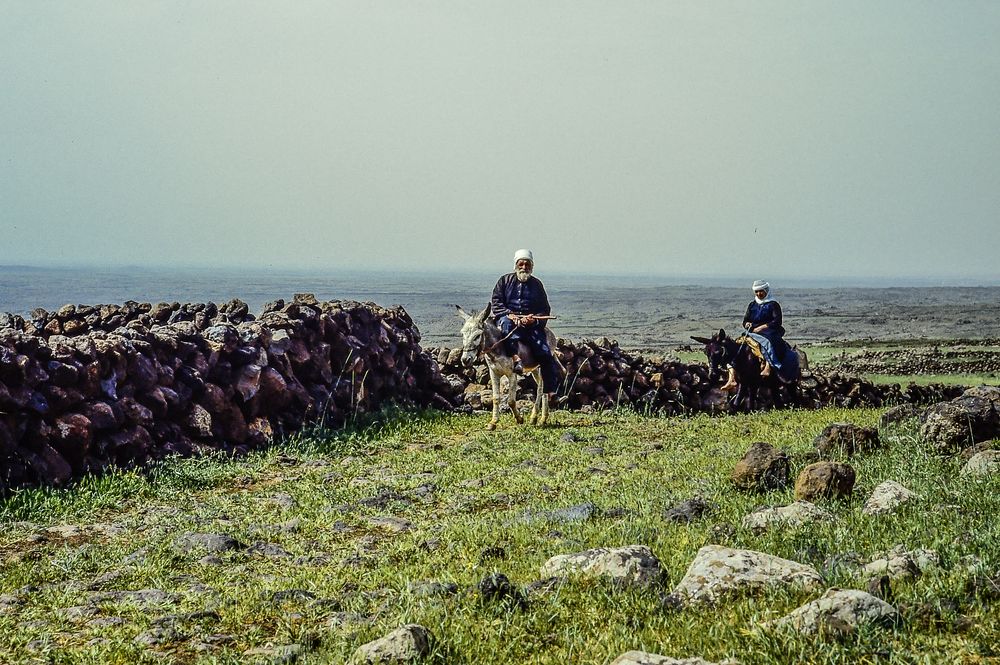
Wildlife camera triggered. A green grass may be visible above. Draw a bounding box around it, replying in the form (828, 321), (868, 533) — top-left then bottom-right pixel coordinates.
(2, 408), (999, 663)
(867, 374), (1000, 387)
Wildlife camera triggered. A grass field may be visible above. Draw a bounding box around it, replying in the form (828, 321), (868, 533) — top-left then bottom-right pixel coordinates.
(2, 406), (999, 664)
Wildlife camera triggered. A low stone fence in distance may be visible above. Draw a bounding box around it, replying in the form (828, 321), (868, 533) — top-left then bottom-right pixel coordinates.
(429, 336), (965, 414)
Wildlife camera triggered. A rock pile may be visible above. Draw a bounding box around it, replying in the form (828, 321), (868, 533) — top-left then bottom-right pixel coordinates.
(0, 295), (453, 490)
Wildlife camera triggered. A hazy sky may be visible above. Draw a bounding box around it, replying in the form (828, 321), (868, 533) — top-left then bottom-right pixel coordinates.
(2, 2), (998, 282)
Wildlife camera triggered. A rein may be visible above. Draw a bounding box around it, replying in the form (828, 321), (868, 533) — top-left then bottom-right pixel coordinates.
(486, 315), (557, 353)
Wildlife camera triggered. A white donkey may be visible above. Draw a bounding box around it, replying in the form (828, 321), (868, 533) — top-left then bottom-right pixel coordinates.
(456, 305), (562, 430)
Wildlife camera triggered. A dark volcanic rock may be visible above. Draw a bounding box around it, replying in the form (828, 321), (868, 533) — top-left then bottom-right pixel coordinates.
(731, 442), (790, 492)
(920, 396), (1000, 453)
(663, 497), (716, 523)
(880, 404), (921, 428)
(813, 422), (880, 458)
(794, 461), (856, 501)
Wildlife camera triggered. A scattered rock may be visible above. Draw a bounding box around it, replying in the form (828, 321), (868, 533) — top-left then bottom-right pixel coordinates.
(350, 624), (432, 664)
(920, 395), (1000, 453)
(741, 501), (834, 532)
(610, 652), (739, 665)
(664, 497), (716, 524)
(174, 532), (245, 554)
(268, 493), (297, 510)
(731, 443), (789, 492)
(773, 588), (899, 635)
(880, 404), (921, 428)
(862, 481), (918, 515)
(366, 516), (414, 533)
(863, 546), (939, 580)
(540, 545), (663, 587)
(406, 580), (459, 598)
(813, 422), (880, 458)
(246, 643), (305, 665)
(671, 545), (822, 606)
(477, 573), (526, 608)
(960, 450), (1000, 478)
(518, 502), (598, 525)
(248, 542), (293, 558)
(794, 461), (855, 501)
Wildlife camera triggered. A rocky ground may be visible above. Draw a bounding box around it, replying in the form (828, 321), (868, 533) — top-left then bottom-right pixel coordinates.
(2, 398), (999, 663)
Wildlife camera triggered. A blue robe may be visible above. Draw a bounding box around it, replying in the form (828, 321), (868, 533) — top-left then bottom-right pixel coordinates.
(744, 300), (790, 368)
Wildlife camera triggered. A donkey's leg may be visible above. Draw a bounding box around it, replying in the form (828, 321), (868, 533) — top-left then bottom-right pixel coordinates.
(529, 368), (543, 426)
(508, 372), (524, 424)
(538, 379), (549, 427)
(487, 369), (501, 430)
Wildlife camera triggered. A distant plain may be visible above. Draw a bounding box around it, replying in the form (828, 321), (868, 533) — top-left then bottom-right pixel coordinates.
(2, 266), (998, 351)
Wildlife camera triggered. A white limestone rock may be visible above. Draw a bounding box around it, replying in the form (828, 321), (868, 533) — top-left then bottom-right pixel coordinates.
(960, 450), (1000, 478)
(862, 481), (918, 515)
(671, 545), (822, 605)
(741, 501), (834, 532)
(863, 546), (940, 580)
(540, 545), (662, 586)
(773, 588), (899, 634)
(350, 624), (432, 664)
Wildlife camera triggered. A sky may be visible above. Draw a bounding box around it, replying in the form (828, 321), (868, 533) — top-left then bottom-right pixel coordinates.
(2, 1), (999, 283)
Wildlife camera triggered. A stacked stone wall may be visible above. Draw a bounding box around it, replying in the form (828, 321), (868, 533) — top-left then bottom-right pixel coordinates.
(0, 299), (968, 491)
(430, 337), (965, 414)
(0, 295), (452, 491)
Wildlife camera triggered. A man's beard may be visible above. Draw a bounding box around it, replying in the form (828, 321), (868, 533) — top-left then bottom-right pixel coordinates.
(516, 268), (532, 283)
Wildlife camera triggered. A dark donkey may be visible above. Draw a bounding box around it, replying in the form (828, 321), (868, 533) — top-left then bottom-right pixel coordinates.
(691, 329), (804, 411)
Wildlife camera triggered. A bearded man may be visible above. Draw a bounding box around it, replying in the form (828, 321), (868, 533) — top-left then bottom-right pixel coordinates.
(490, 249), (561, 394)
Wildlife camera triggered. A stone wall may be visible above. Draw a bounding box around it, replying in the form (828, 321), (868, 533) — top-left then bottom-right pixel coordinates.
(429, 337), (965, 414)
(0, 295), (453, 491)
(0, 298), (968, 491)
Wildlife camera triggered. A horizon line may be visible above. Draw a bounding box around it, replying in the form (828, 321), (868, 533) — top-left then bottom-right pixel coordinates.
(1, 262), (998, 288)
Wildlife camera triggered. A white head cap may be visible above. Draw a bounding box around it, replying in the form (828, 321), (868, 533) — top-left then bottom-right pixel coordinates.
(752, 280), (770, 293)
(513, 249), (534, 264)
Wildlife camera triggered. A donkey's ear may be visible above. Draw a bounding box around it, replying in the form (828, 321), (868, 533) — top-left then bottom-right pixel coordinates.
(691, 336), (712, 344)
(477, 306), (491, 323)
(718, 328), (727, 340)
(455, 305), (471, 320)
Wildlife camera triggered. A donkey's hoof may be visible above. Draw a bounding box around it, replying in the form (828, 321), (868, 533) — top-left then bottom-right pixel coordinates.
(486, 421), (497, 431)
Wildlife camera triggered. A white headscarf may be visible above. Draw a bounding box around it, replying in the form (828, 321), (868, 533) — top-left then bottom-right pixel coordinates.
(752, 280), (774, 304)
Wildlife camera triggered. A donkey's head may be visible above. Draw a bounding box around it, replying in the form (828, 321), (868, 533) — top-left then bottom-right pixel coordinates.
(456, 305), (491, 367)
(691, 329), (729, 383)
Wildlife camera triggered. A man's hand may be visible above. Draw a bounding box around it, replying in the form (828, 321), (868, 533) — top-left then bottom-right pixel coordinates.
(744, 322), (753, 331)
